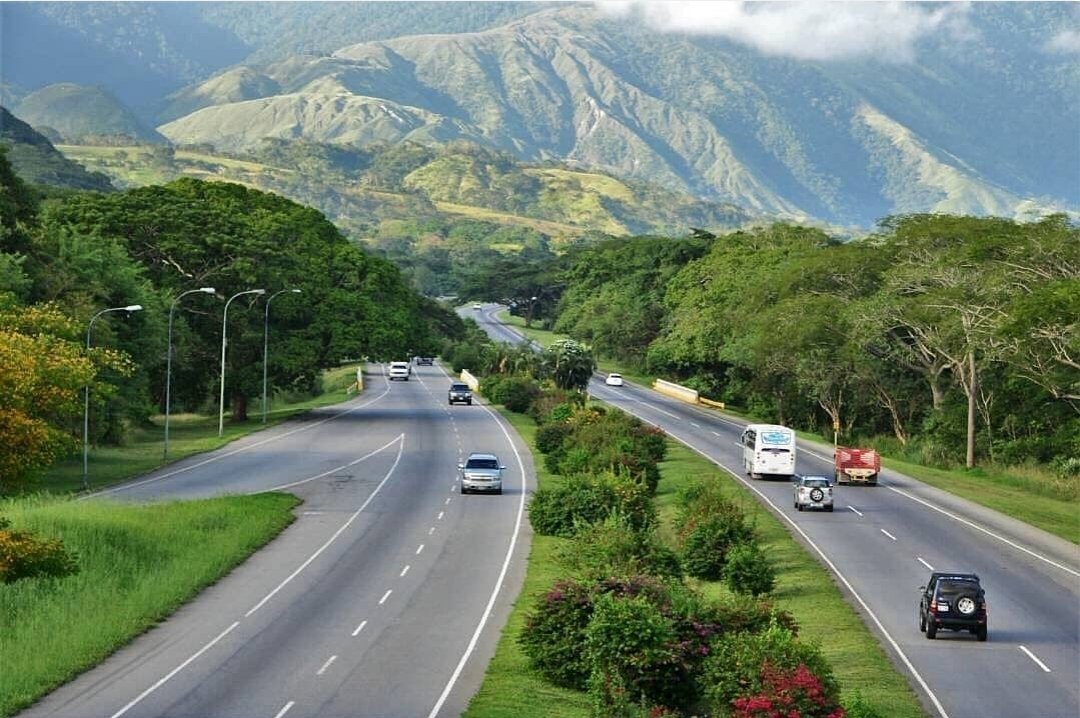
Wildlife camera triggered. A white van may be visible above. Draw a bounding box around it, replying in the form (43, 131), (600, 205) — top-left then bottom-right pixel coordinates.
(741, 424), (796, 478)
(388, 361), (410, 381)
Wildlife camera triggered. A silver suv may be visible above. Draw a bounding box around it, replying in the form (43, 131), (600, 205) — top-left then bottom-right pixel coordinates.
(458, 452), (504, 494)
(793, 475), (834, 512)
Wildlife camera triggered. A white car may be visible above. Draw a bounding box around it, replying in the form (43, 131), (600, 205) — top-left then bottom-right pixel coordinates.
(388, 361), (410, 381)
(605, 373), (624, 387)
(472, 302), (482, 310)
(793, 475), (834, 512)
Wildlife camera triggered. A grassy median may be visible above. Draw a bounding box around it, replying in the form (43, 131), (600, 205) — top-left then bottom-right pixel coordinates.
(36, 365), (362, 496)
(0, 492), (299, 717)
(465, 408), (925, 718)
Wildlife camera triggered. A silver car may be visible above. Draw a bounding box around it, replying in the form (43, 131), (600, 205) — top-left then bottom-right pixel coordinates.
(793, 475), (834, 512)
(459, 452), (505, 494)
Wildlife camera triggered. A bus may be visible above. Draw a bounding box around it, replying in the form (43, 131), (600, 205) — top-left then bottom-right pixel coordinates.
(741, 424), (797, 478)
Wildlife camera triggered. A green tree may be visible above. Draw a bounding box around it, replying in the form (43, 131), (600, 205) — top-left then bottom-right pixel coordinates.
(540, 339), (595, 392)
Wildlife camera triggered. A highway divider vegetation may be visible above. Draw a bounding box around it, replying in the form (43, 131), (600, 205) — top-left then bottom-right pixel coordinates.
(458, 351), (919, 717)
(463, 218), (1078, 513)
(0, 492), (298, 717)
(0, 147), (464, 494)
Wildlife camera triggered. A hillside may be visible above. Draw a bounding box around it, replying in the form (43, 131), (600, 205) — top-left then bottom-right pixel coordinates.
(14, 84), (165, 144)
(0, 107), (113, 192)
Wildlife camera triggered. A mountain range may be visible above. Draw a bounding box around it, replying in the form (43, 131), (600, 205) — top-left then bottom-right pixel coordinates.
(2, 2), (1077, 226)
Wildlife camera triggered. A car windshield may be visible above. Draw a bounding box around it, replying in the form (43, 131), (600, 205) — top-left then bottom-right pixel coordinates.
(466, 458), (499, 469)
(802, 478), (829, 487)
(451, 384), (469, 391)
(609, 374), (621, 378)
(937, 579), (979, 598)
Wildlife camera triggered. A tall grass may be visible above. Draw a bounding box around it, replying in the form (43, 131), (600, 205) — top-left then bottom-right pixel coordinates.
(0, 493), (298, 717)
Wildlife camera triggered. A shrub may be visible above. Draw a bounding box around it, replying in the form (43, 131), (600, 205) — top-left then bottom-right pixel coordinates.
(681, 513), (755, 580)
(528, 471), (655, 537)
(535, 421), (574, 455)
(842, 691), (884, 718)
(723, 541), (777, 596)
(0, 517), (79, 583)
(529, 389), (582, 424)
(553, 412), (667, 494)
(700, 624), (840, 716)
(482, 375), (540, 413)
(520, 578), (595, 689)
(560, 514), (682, 580)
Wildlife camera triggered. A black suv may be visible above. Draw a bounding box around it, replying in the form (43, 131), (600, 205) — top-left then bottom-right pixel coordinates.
(416, 356), (434, 366)
(919, 572), (987, 641)
(448, 382), (472, 405)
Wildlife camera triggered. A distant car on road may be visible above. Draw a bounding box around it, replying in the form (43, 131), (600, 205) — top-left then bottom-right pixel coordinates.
(605, 373), (624, 387)
(472, 302), (482, 310)
(448, 382), (472, 405)
(416, 356), (434, 366)
(919, 572), (988, 641)
(793, 475), (833, 511)
(458, 452), (504, 494)
(388, 361), (410, 381)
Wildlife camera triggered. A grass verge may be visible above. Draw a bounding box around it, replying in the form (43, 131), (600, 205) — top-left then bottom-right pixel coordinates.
(462, 411), (590, 718)
(36, 365), (362, 496)
(654, 442), (926, 717)
(0, 492), (299, 717)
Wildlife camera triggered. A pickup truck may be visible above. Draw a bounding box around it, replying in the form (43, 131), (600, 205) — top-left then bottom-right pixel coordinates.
(834, 447), (881, 485)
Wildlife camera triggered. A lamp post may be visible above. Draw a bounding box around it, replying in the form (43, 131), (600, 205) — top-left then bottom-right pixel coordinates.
(164, 287), (216, 461)
(262, 288), (302, 424)
(219, 289), (265, 437)
(83, 304), (143, 490)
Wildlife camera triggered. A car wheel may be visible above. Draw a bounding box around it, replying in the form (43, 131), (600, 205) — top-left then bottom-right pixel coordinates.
(976, 625), (988, 642)
(925, 621), (937, 639)
(956, 593), (978, 617)
(496, 488), (503, 495)
(919, 611), (926, 633)
(796, 503), (804, 511)
(466, 399), (472, 405)
(826, 505), (834, 512)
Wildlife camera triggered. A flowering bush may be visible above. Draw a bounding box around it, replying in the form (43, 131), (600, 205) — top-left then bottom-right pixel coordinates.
(0, 517), (78, 583)
(730, 663), (845, 718)
(519, 578), (595, 689)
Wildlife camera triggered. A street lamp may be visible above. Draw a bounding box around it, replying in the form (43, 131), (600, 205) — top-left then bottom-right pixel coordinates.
(262, 289), (302, 424)
(83, 304), (143, 490)
(164, 287), (216, 461)
(219, 289), (265, 437)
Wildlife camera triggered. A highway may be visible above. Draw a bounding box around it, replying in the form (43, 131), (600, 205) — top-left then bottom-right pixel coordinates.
(22, 364), (533, 718)
(470, 304), (1080, 718)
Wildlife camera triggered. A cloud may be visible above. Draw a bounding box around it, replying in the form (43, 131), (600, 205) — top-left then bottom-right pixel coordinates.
(1046, 29), (1080, 54)
(596, 1), (973, 63)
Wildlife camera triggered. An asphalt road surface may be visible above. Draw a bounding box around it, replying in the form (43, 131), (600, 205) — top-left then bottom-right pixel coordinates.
(22, 363), (534, 718)
(469, 303), (1080, 718)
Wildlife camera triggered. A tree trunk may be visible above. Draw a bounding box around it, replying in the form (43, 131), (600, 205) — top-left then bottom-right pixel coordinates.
(966, 351), (977, 469)
(231, 392), (249, 422)
(929, 372), (945, 410)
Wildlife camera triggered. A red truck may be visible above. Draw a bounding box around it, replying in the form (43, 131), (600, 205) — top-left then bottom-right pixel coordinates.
(834, 447), (881, 486)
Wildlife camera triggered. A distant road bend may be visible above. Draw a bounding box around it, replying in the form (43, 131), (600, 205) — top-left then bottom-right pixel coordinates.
(471, 303), (1080, 718)
(24, 364), (534, 718)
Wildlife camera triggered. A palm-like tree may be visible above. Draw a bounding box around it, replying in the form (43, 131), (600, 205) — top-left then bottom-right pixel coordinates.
(540, 339), (595, 391)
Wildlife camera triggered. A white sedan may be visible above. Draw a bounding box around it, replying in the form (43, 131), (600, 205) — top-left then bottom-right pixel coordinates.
(604, 373), (624, 387)
(472, 302), (482, 310)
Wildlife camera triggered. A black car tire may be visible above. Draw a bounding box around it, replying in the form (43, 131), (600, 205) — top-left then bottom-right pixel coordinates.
(925, 621), (937, 639)
(956, 592), (979, 617)
(826, 505), (834, 512)
(919, 611), (926, 633)
(976, 625), (988, 642)
(810, 488), (824, 503)
(796, 503), (804, 511)
(466, 399), (472, 405)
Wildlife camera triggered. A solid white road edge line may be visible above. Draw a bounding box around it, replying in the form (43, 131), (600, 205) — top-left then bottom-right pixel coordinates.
(351, 620), (367, 637)
(587, 383), (952, 718)
(108, 621), (240, 718)
(426, 365), (529, 718)
(881, 529), (898, 541)
(89, 373), (394, 499)
(272, 700), (295, 718)
(316, 655), (337, 676)
(264, 434), (403, 492)
(1019, 646), (1052, 673)
(245, 436), (406, 618)
(917, 557), (935, 571)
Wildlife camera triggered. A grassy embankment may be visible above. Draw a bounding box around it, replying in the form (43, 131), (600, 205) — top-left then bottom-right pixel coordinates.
(464, 410), (925, 718)
(0, 493), (299, 718)
(492, 311), (1078, 544)
(39, 365), (361, 495)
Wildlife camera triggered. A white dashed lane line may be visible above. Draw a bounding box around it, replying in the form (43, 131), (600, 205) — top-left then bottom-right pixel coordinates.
(917, 557), (935, 571)
(445, 497), (451, 505)
(400, 565), (410, 577)
(416, 544), (425, 555)
(351, 620), (367, 637)
(378, 590), (393, 605)
(880, 528), (897, 541)
(1019, 646), (1052, 673)
(437, 511), (444, 520)
(272, 701), (295, 718)
(316, 655), (337, 676)
(428, 527), (436, 535)
(848, 506), (863, 517)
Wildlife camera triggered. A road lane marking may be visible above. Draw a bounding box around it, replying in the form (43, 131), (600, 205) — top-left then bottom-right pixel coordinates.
(316, 655), (337, 676)
(1019, 646), (1051, 673)
(711, 431), (722, 437)
(244, 437), (406, 618)
(272, 701), (295, 718)
(437, 511), (445, 520)
(429, 526), (436, 535)
(917, 557), (935, 570)
(416, 544), (425, 555)
(582, 401), (953, 718)
(880, 529), (897, 541)
(351, 620), (367, 637)
(89, 378), (394, 499)
(691, 422), (700, 428)
(264, 434), (404, 492)
(428, 364), (530, 718)
(400, 565), (410, 577)
(445, 497), (451, 505)
(848, 506), (863, 517)
(885, 486), (1080, 578)
(108, 621), (240, 718)
(379, 590), (393, 605)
